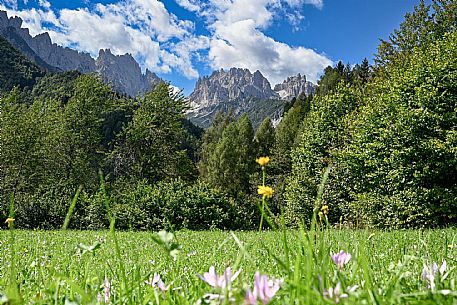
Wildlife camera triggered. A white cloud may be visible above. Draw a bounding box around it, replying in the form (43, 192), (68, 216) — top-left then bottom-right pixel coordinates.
(209, 19), (331, 84)
(212, 0), (273, 29)
(38, 0), (50, 10)
(205, 0), (331, 84)
(0, 0), (207, 78)
(101, 0), (193, 42)
(0, 5), (61, 36)
(168, 35), (210, 77)
(303, 0), (323, 9)
(174, 0), (200, 12)
(1, 0), (330, 84)
(2, 0), (17, 9)
(286, 11), (305, 31)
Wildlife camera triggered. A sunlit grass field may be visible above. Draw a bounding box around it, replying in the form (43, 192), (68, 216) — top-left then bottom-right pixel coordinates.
(1, 228), (456, 304)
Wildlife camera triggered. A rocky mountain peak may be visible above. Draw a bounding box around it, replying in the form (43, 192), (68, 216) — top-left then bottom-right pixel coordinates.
(0, 10), (161, 97)
(188, 68), (282, 128)
(187, 68), (316, 129)
(189, 67), (276, 110)
(273, 73), (315, 100)
(0, 11), (22, 29)
(34, 32), (52, 45)
(96, 49), (160, 97)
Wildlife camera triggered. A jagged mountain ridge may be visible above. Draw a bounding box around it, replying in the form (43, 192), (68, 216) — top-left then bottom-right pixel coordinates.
(96, 49), (161, 97)
(0, 10), (316, 127)
(0, 35), (46, 92)
(0, 10), (160, 97)
(274, 73), (314, 100)
(189, 68), (277, 110)
(188, 68), (315, 128)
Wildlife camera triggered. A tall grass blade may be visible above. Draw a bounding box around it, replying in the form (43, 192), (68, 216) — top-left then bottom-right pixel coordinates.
(61, 185), (83, 230)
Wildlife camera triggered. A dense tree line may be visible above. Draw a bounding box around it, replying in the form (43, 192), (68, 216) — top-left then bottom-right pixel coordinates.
(285, 0), (457, 228)
(0, 0), (456, 229)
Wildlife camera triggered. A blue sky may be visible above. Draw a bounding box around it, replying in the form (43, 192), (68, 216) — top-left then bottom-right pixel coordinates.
(1, 0), (430, 95)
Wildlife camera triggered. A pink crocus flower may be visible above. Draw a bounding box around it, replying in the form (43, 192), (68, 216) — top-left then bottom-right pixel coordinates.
(244, 288), (257, 305)
(245, 272), (282, 305)
(198, 266), (241, 289)
(323, 282), (358, 304)
(331, 250), (352, 270)
(104, 277), (111, 303)
(422, 260), (447, 290)
(145, 273), (166, 291)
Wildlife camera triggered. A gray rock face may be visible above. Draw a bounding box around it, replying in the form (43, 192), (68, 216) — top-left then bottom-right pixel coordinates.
(0, 10), (161, 96)
(0, 13), (95, 73)
(188, 68), (316, 128)
(189, 68), (277, 111)
(188, 68), (283, 129)
(27, 32), (96, 73)
(273, 73), (315, 100)
(96, 49), (161, 97)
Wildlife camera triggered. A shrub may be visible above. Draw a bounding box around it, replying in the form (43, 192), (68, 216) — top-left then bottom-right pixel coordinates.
(110, 180), (241, 231)
(12, 184), (76, 229)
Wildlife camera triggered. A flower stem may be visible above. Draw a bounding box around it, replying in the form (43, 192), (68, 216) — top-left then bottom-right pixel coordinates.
(259, 167), (267, 232)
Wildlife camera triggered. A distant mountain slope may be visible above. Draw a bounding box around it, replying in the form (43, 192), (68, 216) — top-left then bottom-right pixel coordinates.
(0, 26), (60, 72)
(190, 96), (285, 129)
(31, 70), (81, 103)
(96, 49), (161, 97)
(187, 68), (315, 129)
(274, 74), (315, 100)
(189, 68), (278, 109)
(0, 35), (45, 93)
(0, 10), (161, 97)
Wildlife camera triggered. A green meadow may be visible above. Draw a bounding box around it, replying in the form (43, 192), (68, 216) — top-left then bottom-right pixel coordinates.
(1, 228), (456, 304)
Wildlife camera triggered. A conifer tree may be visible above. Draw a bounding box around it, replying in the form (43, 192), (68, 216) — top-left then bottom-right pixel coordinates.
(201, 114), (255, 195)
(255, 117), (275, 157)
(111, 82), (193, 183)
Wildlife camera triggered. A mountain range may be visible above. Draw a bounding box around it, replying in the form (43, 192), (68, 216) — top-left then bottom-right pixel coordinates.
(0, 10), (316, 128)
(188, 68), (314, 128)
(0, 10), (160, 97)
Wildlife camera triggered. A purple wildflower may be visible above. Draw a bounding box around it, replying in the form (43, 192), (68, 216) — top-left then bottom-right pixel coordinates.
(198, 266), (241, 289)
(145, 273), (166, 291)
(331, 250), (352, 270)
(245, 272), (282, 305)
(422, 260), (447, 290)
(323, 282), (358, 304)
(244, 288), (257, 305)
(103, 277), (111, 303)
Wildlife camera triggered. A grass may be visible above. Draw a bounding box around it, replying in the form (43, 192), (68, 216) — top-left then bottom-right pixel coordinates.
(0, 228), (456, 304)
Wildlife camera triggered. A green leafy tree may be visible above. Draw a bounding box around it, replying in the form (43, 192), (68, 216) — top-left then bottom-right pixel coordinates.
(60, 75), (118, 189)
(0, 89), (44, 196)
(0, 36), (45, 93)
(111, 82), (194, 183)
(352, 58), (371, 85)
(201, 114), (256, 195)
(284, 85), (360, 226)
(198, 110), (234, 179)
(375, 0), (457, 69)
(340, 30), (457, 228)
(273, 93), (311, 173)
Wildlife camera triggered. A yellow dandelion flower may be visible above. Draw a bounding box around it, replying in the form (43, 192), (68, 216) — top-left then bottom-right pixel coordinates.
(321, 205), (329, 215)
(256, 156), (270, 167)
(4, 217), (15, 228)
(258, 185), (274, 198)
